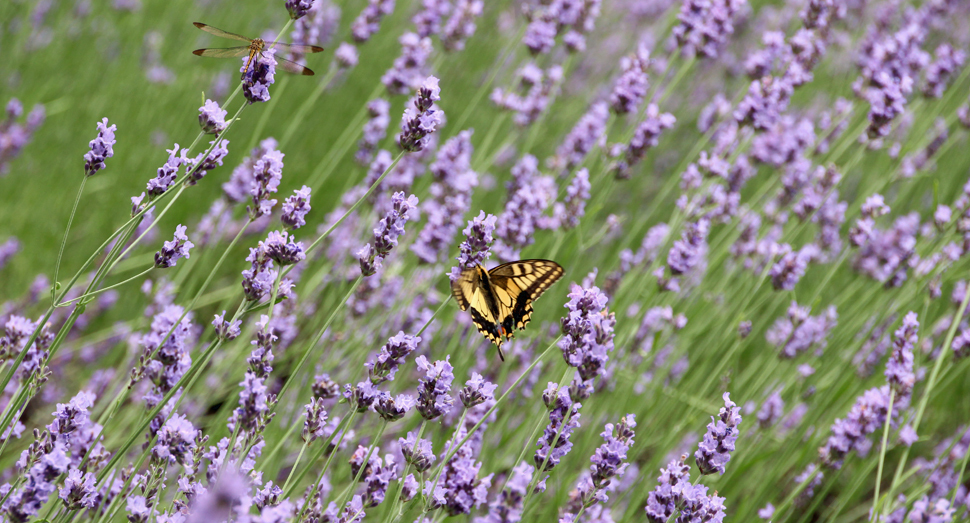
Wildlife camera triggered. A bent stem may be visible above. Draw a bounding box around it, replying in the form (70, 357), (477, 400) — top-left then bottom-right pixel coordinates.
(869, 389), (896, 522)
(52, 175), (88, 305)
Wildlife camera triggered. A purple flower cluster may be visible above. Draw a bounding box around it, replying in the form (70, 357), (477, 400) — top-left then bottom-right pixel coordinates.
(281, 185), (312, 229)
(357, 192), (419, 276)
(241, 243), (277, 302)
(184, 138), (230, 186)
(247, 143), (285, 219)
(493, 155), (556, 261)
(694, 392), (742, 475)
(581, 414), (637, 507)
(475, 462), (537, 523)
(886, 311), (918, 397)
(435, 428), (494, 515)
(673, 0), (747, 59)
(459, 372), (497, 408)
(151, 225), (193, 271)
(349, 446), (399, 507)
(400, 431), (436, 472)
(146, 144), (184, 198)
(852, 212), (919, 287)
(415, 355), (454, 420)
(413, 130), (478, 263)
(365, 331), (420, 383)
(0, 237), (20, 271)
(765, 301), (838, 359)
(1, 98), (44, 175)
(614, 104), (676, 178)
(398, 76), (443, 152)
(609, 44), (650, 115)
(83, 117), (116, 177)
(151, 414), (199, 465)
(228, 315), (278, 435)
(263, 230), (306, 266)
(242, 48), (277, 104)
(411, 0), (450, 38)
(660, 218), (709, 292)
(559, 283), (616, 382)
(491, 63), (563, 127)
(137, 305), (195, 407)
(356, 99), (390, 165)
(441, 0), (484, 52)
(351, 0), (395, 43)
(285, 0), (313, 20)
(922, 44), (965, 99)
(449, 211), (497, 281)
(290, 1), (340, 62)
(819, 385), (907, 469)
(551, 102), (609, 173)
(212, 311), (242, 340)
(522, 0), (601, 54)
(381, 33), (433, 96)
(769, 244), (818, 291)
(375, 391), (415, 421)
(535, 383), (582, 471)
(644, 456), (726, 523)
(552, 168), (591, 230)
(198, 99), (227, 135)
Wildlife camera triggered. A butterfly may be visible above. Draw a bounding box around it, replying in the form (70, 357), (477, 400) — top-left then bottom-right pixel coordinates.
(192, 22), (324, 76)
(451, 259), (564, 361)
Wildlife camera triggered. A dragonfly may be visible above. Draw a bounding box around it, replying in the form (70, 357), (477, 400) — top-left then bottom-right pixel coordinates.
(192, 22), (324, 76)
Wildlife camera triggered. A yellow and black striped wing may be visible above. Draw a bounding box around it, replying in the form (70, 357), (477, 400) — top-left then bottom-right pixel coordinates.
(487, 259), (564, 338)
(451, 265), (506, 347)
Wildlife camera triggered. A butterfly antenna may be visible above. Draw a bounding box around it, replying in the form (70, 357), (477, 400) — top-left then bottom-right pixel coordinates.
(497, 345), (505, 362)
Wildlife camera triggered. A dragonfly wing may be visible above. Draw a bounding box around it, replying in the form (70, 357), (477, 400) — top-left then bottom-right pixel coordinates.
(193, 47), (252, 58)
(270, 42), (325, 54)
(193, 22), (252, 43)
(275, 56), (315, 76)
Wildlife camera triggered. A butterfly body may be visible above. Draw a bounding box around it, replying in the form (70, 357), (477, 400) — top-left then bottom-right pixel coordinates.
(451, 259), (564, 361)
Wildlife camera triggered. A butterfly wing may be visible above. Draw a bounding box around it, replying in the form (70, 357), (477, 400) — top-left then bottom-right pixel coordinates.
(451, 265), (508, 357)
(487, 259), (564, 337)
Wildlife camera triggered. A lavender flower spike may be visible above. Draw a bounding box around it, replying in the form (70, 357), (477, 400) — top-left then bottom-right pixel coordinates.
(286, 0), (314, 20)
(154, 224), (194, 268)
(559, 283), (616, 382)
(535, 383), (582, 471)
(398, 76), (443, 152)
(242, 49), (277, 104)
(84, 117), (117, 176)
(694, 392), (742, 475)
(886, 311), (918, 397)
(281, 185), (312, 229)
(449, 210), (497, 281)
(415, 355), (454, 420)
(357, 192), (419, 276)
(198, 99), (228, 135)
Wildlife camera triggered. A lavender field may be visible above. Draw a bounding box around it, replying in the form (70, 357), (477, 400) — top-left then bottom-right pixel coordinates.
(1, 0), (970, 521)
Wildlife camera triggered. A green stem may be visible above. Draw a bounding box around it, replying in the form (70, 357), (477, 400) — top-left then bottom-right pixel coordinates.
(56, 266), (155, 307)
(870, 389), (896, 522)
(51, 175), (88, 305)
(281, 439), (310, 494)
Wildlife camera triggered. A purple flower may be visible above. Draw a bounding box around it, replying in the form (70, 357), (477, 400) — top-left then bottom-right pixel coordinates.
(357, 192), (419, 276)
(886, 311), (918, 397)
(212, 311), (241, 340)
(588, 414), (636, 495)
(59, 467), (98, 509)
(198, 99), (227, 135)
(286, 0), (313, 19)
(449, 211), (497, 281)
(493, 155), (556, 261)
(415, 355), (454, 420)
(136, 305), (195, 406)
(644, 457), (690, 522)
(922, 44), (965, 98)
(413, 129), (478, 263)
(398, 76), (442, 152)
(535, 383), (582, 471)
(609, 44), (650, 115)
(351, 0), (395, 43)
(146, 144), (184, 197)
(332, 41), (358, 70)
(302, 397), (329, 442)
(184, 138), (230, 185)
(356, 99), (391, 165)
(615, 104), (677, 175)
(241, 245), (277, 302)
(757, 390), (784, 429)
(228, 316), (277, 434)
(769, 244), (818, 291)
(559, 283), (616, 382)
(263, 230), (306, 266)
(459, 372), (497, 409)
(152, 414), (199, 465)
(400, 431), (435, 472)
(819, 385), (907, 469)
(437, 431), (493, 515)
(375, 391), (416, 421)
(477, 462), (536, 522)
(907, 497), (956, 523)
(382, 33), (434, 93)
(551, 102), (608, 173)
(491, 63), (563, 127)
(349, 447), (398, 507)
(366, 331), (420, 383)
(553, 168), (591, 230)
(248, 146), (285, 219)
(281, 185), (312, 229)
(673, 0), (747, 59)
(412, 0), (450, 38)
(290, 1), (339, 61)
(154, 224), (194, 268)
(0, 236), (20, 271)
(441, 0), (483, 52)
(344, 381), (379, 412)
(853, 212), (919, 286)
(83, 117), (116, 177)
(242, 49), (277, 103)
(694, 392), (742, 475)
(667, 219), (709, 276)
(765, 301), (838, 359)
